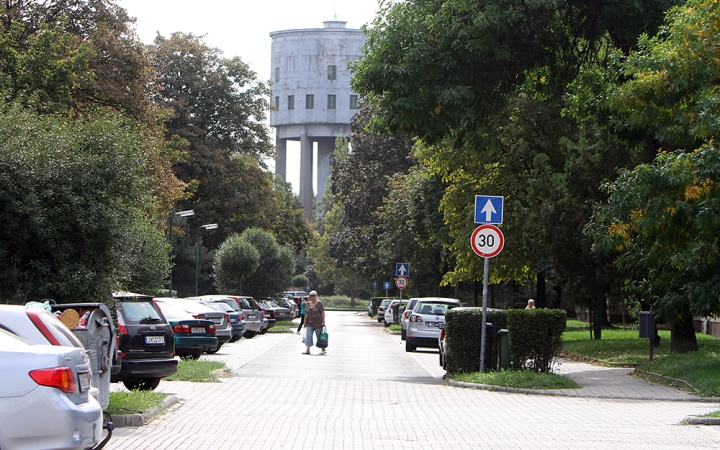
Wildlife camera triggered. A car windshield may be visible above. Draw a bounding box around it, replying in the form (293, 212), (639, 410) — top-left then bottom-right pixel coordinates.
(414, 302), (457, 316)
(118, 301), (165, 324)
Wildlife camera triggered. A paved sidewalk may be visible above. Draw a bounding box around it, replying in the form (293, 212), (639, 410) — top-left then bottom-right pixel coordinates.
(106, 311), (720, 450)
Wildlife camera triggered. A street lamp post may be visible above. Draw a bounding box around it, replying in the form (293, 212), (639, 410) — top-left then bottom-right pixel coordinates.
(196, 223), (218, 296)
(169, 209), (194, 296)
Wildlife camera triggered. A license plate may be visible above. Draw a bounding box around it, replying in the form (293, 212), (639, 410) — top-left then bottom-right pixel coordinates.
(78, 371), (90, 392)
(145, 335), (165, 344)
(426, 322), (439, 327)
(191, 327), (205, 334)
(247, 314), (256, 320)
(211, 318), (222, 324)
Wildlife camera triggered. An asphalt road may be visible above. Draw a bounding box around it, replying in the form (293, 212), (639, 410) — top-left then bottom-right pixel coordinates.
(107, 310), (720, 450)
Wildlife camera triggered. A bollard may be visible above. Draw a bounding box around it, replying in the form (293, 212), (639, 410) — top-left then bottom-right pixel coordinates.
(497, 329), (510, 370)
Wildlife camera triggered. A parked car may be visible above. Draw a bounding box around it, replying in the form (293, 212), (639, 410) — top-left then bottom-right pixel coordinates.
(0, 303), (117, 413)
(155, 298), (232, 353)
(273, 297), (298, 318)
(367, 301), (373, 316)
(187, 296), (245, 342)
(230, 296), (264, 338)
(111, 292), (178, 391)
(400, 298), (420, 340)
(262, 299), (293, 321)
(377, 299), (392, 323)
(0, 328), (104, 450)
(155, 301), (218, 360)
(253, 299), (276, 333)
(438, 322), (447, 368)
(384, 299), (409, 327)
(405, 298), (462, 352)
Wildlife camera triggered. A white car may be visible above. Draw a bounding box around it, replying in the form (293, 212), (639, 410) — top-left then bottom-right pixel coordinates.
(383, 299), (408, 327)
(405, 298), (461, 352)
(0, 328), (104, 450)
(400, 298), (420, 340)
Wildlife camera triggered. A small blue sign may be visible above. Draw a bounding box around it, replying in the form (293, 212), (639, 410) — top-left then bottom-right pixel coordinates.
(383, 282), (391, 290)
(475, 195), (504, 224)
(395, 263), (410, 277)
(371, 281), (379, 289)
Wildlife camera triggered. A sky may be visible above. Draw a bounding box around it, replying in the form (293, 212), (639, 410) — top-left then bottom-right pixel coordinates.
(118, 0), (382, 194)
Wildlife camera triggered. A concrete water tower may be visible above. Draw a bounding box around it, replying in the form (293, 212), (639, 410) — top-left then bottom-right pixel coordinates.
(270, 21), (365, 220)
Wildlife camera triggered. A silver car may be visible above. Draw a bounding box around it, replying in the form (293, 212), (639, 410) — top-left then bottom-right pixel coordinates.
(232, 296), (263, 338)
(0, 328), (103, 450)
(405, 298), (461, 352)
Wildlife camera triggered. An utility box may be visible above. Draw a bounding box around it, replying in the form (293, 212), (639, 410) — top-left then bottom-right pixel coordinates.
(639, 311), (655, 339)
(51, 303), (117, 411)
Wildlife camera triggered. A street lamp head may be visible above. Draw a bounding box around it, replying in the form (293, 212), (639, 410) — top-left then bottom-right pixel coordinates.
(175, 209), (195, 217)
(201, 223), (218, 230)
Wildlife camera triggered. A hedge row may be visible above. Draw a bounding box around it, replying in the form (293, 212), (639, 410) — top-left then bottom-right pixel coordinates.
(444, 307), (566, 374)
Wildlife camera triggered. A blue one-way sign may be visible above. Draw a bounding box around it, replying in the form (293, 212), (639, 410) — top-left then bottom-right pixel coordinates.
(475, 195), (504, 224)
(383, 282), (391, 290)
(395, 263), (410, 277)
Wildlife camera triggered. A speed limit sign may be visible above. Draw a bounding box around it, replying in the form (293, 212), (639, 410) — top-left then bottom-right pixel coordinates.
(395, 276), (408, 290)
(471, 224), (504, 258)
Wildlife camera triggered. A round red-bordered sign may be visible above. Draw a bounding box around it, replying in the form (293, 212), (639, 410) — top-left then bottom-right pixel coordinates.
(395, 276), (408, 290)
(471, 224), (505, 258)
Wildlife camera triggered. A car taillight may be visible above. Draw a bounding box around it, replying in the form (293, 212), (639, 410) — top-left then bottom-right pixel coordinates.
(172, 324), (190, 333)
(403, 310), (410, 319)
(224, 313), (230, 323)
(440, 329), (446, 340)
(410, 315), (423, 323)
(240, 313), (245, 321)
(208, 324), (216, 334)
(29, 367), (77, 393)
(378, 307), (384, 312)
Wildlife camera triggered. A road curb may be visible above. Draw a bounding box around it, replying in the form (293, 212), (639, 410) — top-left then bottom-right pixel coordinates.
(110, 395), (179, 428)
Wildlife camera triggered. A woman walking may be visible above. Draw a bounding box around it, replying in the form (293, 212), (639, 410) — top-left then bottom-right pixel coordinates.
(302, 290), (326, 355)
(296, 295), (308, 333)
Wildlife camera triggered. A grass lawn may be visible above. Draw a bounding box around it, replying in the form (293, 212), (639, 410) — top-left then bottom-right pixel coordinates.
(453, 370), (580, 390)
(107, 390), (169, 416)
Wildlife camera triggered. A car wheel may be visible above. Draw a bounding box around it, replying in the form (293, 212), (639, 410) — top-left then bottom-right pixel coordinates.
(439, 349), (444, 367)
(259, 327), (267, 335)
(123, 377), (161, 391)
(229, 335), (241, 343)
(405, 340), (416, 352)
(401, 328), (406, 340)
(377, 317), (383, 323)
(244, 331), (256, 339)
(206, 342), (222, 354)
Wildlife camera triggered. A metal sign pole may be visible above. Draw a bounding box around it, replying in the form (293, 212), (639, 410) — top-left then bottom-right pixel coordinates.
(480, 257), (489, 372)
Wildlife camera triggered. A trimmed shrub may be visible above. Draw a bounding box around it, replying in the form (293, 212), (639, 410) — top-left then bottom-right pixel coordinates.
(507, 309), (566, 373)
(444, 307), (508, 374)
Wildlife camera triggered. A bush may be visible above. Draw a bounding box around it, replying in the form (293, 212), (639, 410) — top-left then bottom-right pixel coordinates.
(508, 309), (566, 373)
(444, 307), (508, 374)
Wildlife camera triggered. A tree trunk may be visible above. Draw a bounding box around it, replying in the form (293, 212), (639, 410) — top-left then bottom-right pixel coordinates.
(350, 289), (356, 308)
(536, 271), (546, 308)
(670, 317), (698, 353)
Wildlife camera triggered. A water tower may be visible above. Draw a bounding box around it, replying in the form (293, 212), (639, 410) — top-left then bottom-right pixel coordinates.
(270, 21), (365, 219)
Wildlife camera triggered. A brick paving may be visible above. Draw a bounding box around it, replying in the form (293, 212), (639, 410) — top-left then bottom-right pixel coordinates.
(106, 310), (720, 449)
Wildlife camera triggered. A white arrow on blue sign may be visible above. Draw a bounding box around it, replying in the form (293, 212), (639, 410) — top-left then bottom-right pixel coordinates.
(475, 195), (504, 224)
(395, 263), (410, 277)
(383, 282), (391, 290)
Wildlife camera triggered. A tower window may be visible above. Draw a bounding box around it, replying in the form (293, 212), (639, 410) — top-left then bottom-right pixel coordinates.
(327, 65), (337, 80)
(275, 67), (280, 82)
(327, 94), (336, 109)
(349, 95), (358, 109)
(274, 96), (279, 109)
(306, 94), (314, 109)
(288, 95), (294, 110)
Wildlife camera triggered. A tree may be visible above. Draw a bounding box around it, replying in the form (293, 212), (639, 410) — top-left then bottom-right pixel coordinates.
(0, 106), (169, 302)
(589, 0), (720, 352)
(213, 234), (260, 295)
(150, 33), (310, 294)
(214, 228), (294, 298)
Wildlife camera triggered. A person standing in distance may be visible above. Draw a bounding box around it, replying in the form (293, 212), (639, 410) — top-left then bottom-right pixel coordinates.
(302, 290), (326, 355)
(296, 295), (308, 334)
(525, 299), (536, 310)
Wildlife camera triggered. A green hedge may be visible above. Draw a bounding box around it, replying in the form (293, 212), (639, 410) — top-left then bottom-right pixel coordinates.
(507, 309), (566, 373)
(444, 307), (508, 374)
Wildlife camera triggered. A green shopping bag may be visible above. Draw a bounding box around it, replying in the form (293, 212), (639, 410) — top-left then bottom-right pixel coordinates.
(316, 327), (328, 348)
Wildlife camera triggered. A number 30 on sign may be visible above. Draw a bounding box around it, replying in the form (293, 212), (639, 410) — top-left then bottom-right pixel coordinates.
(471, 224), (505, 258)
